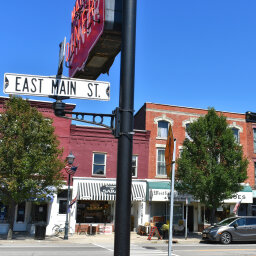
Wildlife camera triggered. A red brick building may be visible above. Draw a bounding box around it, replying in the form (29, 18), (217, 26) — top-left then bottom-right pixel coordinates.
(0, 97), (150, 235)
(134, 102), (254, 232)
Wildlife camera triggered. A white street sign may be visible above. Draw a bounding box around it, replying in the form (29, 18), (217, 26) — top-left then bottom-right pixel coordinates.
(4, 73), (110, 101)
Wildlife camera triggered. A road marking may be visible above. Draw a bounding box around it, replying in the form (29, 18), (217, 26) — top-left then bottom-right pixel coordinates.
(198, 249), (256, 252)
(92, 243), (114, 252)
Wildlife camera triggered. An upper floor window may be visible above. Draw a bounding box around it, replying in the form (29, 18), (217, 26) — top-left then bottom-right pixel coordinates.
(157, 121), (169, 139)
(253, 128), (256, 153)
(254, 162), (256, 186)
(93, 153), (106, 176)
(185, 123), (191, 140)
(231, 128), (240, 144)
(132, 155), (138, 177)
(157, 148), (166, 176)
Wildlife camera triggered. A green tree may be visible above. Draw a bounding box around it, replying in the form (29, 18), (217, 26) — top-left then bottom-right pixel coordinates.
(0, 96), (65, 239)
(176, 108), (248, 224)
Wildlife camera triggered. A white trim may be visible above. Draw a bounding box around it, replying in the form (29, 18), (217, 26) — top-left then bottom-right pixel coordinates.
(147, 108), (245, 123)
(156, 148), (166, 176)
(92, 152), (107, 176)
(154, 115), (174, 125)
(132, 155), (138, 178)
(182, 118), (198, 128)
(156, 144), (166, 148)
(228, 122), (243, 133)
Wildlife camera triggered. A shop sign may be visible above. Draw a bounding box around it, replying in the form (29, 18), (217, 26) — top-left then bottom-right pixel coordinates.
(66, 0), (105, 78)
(150, 189), (170, 201)
(100, 184), (116, 195)
(224, 192), (253, 204)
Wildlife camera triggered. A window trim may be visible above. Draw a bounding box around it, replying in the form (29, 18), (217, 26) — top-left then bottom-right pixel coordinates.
(132, 155), (138, 178)
(254, 162), (256, 186)
(228, 122), (243, 145)
(231, 127), (240, 144)
(154, 116), (173, 140)
(58, 199), (67, 215)
(253, 128), (256, 154)
(92, 152), (107, 176)
(156, 148), (167, 177)
(156, 120), (169, 139)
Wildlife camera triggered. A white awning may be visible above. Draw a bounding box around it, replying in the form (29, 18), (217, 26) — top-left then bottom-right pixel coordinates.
(77, 180), (146, 201)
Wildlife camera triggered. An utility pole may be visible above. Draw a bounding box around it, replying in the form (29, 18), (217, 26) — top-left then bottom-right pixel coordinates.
(114, 0), (137, 255)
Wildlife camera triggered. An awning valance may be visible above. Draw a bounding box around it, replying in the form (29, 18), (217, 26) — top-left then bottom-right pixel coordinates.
(77, 180), (146, 201)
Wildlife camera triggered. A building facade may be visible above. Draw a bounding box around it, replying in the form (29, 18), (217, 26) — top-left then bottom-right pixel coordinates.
(134, 103), (255, 232)
(1, 97), (256, 235)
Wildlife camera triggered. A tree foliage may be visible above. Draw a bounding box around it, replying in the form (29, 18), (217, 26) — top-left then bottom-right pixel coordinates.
(0, 97), (65, 238)
(176, 108), (248, 217)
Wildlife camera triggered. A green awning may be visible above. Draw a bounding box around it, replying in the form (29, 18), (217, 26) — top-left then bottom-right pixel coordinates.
(253, 190), (256, 198)
(147, 181), (170, 190)
(241, 185), (252, 192)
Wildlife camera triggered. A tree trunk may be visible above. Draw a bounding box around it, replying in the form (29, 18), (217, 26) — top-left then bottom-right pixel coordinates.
(210, 207), (216, 226)
(7, 201), (16, 240)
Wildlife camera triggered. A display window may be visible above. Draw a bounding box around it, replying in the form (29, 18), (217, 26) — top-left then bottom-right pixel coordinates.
(76, 201), (112, 223)
(0, 202), (8, 223)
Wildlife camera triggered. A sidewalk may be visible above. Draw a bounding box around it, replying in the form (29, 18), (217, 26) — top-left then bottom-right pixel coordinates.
(0, 231), (202, 245)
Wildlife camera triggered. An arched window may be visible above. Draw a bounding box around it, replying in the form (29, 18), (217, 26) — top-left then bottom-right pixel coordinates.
(157, 121), (169, 138)
(253, 128), (256, 153)
(231, 127), (240, 143)
(185, 123), (191, 140)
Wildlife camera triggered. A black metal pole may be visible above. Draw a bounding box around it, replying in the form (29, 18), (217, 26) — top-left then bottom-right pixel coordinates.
(64, 173), (71, 240)
(114, 0), (137, 255)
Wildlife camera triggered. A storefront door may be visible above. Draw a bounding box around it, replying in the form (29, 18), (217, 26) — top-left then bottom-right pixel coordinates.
(184, 205), (194, 232)
(14, 202), (27, 231)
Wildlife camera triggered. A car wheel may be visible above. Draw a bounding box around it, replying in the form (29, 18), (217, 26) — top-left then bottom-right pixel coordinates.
(220, 232), (232, 244)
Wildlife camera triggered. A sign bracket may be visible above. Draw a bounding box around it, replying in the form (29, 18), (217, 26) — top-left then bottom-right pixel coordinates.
(52, 99), (121, 138)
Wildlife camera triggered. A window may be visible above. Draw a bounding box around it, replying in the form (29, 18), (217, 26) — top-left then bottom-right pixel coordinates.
(59, 200), (67, 214)
(157, 121), (168, 138)
(231, 128), (240, 143)
(234, 218), (246, 226)
(185, 123), (191, 140)
(246, 217), (256, 225)
(253, 128), (256, 153)
(157, 148), (166, 176)
(254, 162), (256, 186)
(132, 155), (138, 177)
(57, 189), (68, 214)
(0, 202), (8, 223)
(93, 153), (106, 175)
(16, 203), (26, 222)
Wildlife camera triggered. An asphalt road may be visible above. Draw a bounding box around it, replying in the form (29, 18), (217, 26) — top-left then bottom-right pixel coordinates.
(1, 243), (256, 256)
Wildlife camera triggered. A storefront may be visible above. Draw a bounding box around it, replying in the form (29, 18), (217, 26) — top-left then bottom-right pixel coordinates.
(252, 190), (256, 216)
(0, 197), (53, 235)
(146, 181), (197, 232)
(199, 185), (254, 228)
(69, 178), (147, 234)
(223, 185), (253, 216)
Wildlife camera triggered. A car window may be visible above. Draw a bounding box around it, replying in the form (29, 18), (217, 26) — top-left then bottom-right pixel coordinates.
(218, 217), (238, 226)
(246, 218), (256, 225)
(234, 218), (246, 226)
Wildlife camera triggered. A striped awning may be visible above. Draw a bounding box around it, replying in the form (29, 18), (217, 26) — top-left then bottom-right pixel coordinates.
(77, 181), (146, 201)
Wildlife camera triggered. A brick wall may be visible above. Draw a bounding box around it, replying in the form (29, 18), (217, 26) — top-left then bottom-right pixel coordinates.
(69, 125), (150, 179)
(135, 102), (252, 185)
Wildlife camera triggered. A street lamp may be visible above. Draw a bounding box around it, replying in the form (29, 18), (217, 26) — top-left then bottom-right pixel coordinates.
(64, 152), (76, 240)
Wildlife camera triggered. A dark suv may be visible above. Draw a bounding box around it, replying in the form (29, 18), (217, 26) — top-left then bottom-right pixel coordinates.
(202, 216), (256, 244)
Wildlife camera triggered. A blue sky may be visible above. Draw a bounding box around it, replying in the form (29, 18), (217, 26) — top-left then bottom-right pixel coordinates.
(1, 0), (256, 117)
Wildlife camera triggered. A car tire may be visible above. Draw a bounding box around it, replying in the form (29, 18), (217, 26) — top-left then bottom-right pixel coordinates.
(220, 232), (232, 244)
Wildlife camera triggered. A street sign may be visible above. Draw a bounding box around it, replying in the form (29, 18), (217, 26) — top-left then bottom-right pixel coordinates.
(4, 73), (110, 101)
(165, 124), (174, 176)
